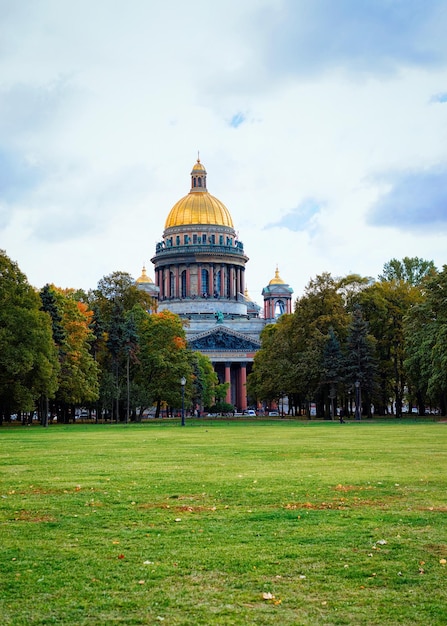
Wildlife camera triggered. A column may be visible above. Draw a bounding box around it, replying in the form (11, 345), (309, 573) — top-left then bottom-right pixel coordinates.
(160, 269), (164, 299)
(198, 264), (202, 296)
(220, 264), (225, 297)
(175, 266), (180, 299)
(164, 269), (168, 300)
(186, 266), (191, 297)
(209, 264), (214, 296)
(225, 362), (231, 404)
(238, 363), (247, 411)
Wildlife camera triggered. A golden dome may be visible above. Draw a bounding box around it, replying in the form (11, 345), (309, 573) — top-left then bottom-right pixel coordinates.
(192, 159), (206, 172)
(165, 193), (233, 229)
(269, 267), (285, 285)
(164, 158), (234, 229)
(136, 266), (153, 284)
(244, 286), (253, 302)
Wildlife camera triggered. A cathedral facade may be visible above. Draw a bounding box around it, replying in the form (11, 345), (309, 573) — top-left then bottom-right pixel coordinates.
(137, 158), (293, 411)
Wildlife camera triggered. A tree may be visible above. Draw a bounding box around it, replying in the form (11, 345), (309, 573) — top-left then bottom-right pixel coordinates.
(404, 265), (447, 415)
(189, 351), (219, 414)
(344, 306), (377, 419)
(321, 327), (344, 419)
(0, 251), (59, 423)
(357, 274), (422, 417)
(132, 308), (192, 418)
(379, 257), (436, 286)
(292, 273), (350, 417)
(90, 271), (156, 421)
(404, 299), (435, 415)
(40, 285), (100, 422)
(247, 318), (294, 411)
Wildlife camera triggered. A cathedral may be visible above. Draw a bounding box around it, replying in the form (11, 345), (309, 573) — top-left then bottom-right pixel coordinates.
(136, 157), (293, 411)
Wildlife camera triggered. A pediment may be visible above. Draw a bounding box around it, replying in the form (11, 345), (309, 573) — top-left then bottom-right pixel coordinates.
(188, 326), (261, 352)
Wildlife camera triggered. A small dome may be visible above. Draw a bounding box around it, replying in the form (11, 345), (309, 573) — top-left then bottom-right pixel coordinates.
(269, 267), (285, 285)
(192, 158), (206, 172)
(136, 266), (153, 284)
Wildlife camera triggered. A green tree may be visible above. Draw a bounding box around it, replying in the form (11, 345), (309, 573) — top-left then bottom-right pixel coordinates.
(90, 271), (156, 421)
(404, 266), (447, 415)
(249, 273), (356, 418)
(344, 306), (377, 419)
(357, 276), (422, 417)
(189, 351), (219, 414)
(293, 273), (350, 417)
(0, 251), (59, 423)
(247, 319), (293, 411)
(133, 308), (192, 418)
(321, 327), (344, 419)
(40, 286), (100, 422)
(379, 257), (436, 286)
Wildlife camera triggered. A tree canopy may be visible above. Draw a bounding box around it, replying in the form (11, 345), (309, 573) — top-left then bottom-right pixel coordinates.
(0, 251), (59, 421)
(2, 252), (446, 423)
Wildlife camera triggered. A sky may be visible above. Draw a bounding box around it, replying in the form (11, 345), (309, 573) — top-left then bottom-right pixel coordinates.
(1, 0), (447, 304)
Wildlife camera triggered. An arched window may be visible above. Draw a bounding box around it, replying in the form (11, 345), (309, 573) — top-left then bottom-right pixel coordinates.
(275, 300), (285, 317)
(201, 268), (209, 297)
(215, 270), (221, 296)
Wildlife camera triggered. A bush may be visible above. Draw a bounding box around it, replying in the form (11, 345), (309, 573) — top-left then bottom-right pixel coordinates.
(206, 402), (235, 415)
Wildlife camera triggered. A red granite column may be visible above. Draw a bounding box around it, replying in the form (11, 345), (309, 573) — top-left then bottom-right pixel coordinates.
(175, 266), (180, 299)
(225, 362), (231, 404)
(186, 266), (191, 297)
(238, 363), (247, 411)
(220, 265), (225, 297)
(229, 267), (235, 298)
(209, 264), (214, 296)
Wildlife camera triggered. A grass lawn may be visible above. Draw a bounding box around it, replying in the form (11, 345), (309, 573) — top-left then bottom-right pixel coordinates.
(1, 418), (446, 625)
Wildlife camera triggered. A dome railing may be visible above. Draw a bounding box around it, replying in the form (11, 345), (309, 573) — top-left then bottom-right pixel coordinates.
(154, 243), (245, 256)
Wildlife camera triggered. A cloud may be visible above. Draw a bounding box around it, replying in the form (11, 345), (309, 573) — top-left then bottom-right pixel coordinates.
(26, 162), (153, 244)
(430, 92), (447, 103)
(32, 208), (98, 243)
(264, 198), (323, 232)
(1, 1), (446, 293)
(367, 166), (447, 231)
(255, 0), (447, 80)
(0, 149), (43, 203)
(0, 77), (76, 140)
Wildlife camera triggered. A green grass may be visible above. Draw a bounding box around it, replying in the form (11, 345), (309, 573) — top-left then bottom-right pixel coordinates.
(1, 419), (446, 625)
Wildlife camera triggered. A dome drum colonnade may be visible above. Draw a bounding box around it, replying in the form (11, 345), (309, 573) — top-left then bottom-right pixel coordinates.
(144, 158), (293, 411)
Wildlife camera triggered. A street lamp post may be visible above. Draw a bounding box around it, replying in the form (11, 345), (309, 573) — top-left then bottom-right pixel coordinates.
(180, 376), (186, 426)
(354, 380), (361, 420)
